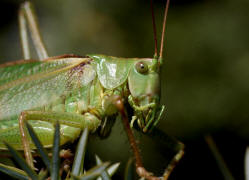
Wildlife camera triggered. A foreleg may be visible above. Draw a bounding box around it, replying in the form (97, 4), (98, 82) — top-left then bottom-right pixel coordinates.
(110, 95), (160, 180)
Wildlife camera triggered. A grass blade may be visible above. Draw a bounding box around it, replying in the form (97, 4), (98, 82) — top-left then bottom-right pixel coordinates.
(37, 169), (48, 180)
(124, 158), (134, 180)
(26, 122), (51, 172)
(51, 122), (60, 180)
(72, 128), (89, 176)
(205, 135), (235, 180)
(96, 162), (120, 180)
(0, 163), (29, 180)
(245, 147), (249, 180)
(4, 142), (38, 180)
(95, 155), (111, 180)
(105, 162), (120, 177)
(76, 162), (110, 180)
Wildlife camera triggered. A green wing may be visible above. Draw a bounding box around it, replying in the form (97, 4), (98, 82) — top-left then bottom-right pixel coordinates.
(0, 57), (94, 121)
(0, 56), (88, 86)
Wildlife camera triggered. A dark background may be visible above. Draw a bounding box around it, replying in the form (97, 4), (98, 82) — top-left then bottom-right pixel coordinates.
(0, 0), (249, 179)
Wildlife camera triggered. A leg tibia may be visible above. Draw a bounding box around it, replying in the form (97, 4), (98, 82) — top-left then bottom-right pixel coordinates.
(19, 2), (48, 60)
(21, 111), (101, 132)
(18, 8), (30, 59)
(18, 110), (101, 168)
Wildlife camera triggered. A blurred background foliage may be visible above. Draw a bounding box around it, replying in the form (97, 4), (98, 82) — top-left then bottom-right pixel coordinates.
(0, 0), (248, 179)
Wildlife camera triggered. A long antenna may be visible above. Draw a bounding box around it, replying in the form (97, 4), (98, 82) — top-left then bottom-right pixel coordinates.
(150, 0), (158, 58)
(159, 0), (170, 60)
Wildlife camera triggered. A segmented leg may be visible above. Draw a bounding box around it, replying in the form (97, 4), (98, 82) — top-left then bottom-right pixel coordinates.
(143, 105), (165, 133)
(18, 8), (30, 59)
(18, 1), (48, 60)
(18, 110), (101, 169)
(19, 112), (36, 168)
(111, 95), (184, 180)
(163, 144), (184, 179)
(128, 95), (156, 129)
(146, 127), (184, 180)
(110, 95), (160, 180)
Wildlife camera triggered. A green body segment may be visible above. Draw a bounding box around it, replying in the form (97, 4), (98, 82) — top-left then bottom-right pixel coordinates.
(0, 54), (160, 150)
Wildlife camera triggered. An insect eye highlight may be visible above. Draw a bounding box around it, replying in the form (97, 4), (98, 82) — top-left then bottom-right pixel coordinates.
(135, 61), (148, 74)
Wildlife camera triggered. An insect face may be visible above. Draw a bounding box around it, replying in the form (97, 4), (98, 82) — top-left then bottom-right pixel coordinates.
(128, 58), (163, 132)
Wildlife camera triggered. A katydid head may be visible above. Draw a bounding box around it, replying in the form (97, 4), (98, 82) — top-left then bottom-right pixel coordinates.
(88, 0), (170, 133)
(87, 54), (162, 133)
(126, 0), (170, 132)
(128, 58), (163, 132)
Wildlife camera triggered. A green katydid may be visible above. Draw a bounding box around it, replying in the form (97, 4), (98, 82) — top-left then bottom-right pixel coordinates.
(0, 0), (184, 179)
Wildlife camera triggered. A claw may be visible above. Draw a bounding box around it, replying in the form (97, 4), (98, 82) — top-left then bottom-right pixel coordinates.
(130, 116), (137, 128)
(136, 167), (161, 180)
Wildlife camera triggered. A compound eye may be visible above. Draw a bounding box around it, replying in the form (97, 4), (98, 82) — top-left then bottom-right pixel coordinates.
(135, 61), (148, 74)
